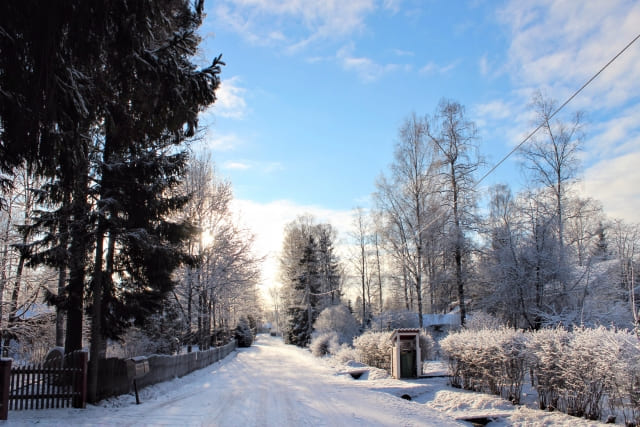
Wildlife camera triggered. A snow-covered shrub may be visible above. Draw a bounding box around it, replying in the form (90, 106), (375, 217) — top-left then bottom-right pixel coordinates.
(443, 325), (640, 420)
(333, 344), (361, 364)
(497, 328), (529, 404)
(419, 331), (436, 361)
(606, 329), (640, 426)
(558, 327), (615, 419)
(108, 326), (171, 357)
(441, 327), (528, 404)
(353, 331), (392, 371)
(439, 330), (465, 388)
(310, 332), (339, 357)
(465, 311), (504, 331)
(528, 327), (570, 411)
(313, 305), (360, 345)
(235, 317), (253, 347)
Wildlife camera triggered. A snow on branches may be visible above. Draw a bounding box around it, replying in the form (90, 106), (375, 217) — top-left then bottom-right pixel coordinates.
(441, 326), (640, 423)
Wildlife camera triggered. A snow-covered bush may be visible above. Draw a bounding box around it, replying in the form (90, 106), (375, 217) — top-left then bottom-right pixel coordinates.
(606, 329), (640, 426)
(353, 331), (392, 371)
(419, 331), (436, 361)
(313, 305), (360, 345)
(441, 327), (529, 404)
(528, 327), (569, 411)
(465, 311), (504, 331)
(310, 332), (339, 357)
(235, 317), (253, 347)
(108, 326), (175, 357)
(530, 326), (618, 419)
(561, 327), (616, 419)
(333, 344), (360, 364)
(444, 325), (640, 421)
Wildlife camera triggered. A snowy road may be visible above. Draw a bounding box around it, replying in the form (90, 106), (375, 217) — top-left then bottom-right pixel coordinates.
(9, 335), (463, 426)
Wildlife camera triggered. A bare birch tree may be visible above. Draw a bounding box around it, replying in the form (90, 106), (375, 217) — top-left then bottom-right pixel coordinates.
(427, 100), (481, 326)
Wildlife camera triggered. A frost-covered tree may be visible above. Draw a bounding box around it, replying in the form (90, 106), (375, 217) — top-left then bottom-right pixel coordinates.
(351, 207), (373, 328)
(285, 235), (320, 347)
(426, 99), (481, 327)
(313, 305), (359, 345)
(235, 316), (253, 348)
(374, 113), (443, 327)
(280, 216), (342, 347)
(520, 91), (584, 292)
(315, 223), (342, 308)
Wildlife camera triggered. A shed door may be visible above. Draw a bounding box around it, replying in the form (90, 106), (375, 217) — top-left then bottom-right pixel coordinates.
(400, 350), (416, 378)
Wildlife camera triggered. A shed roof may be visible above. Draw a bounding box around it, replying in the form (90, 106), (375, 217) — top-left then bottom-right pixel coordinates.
(390, 328), (420, 342)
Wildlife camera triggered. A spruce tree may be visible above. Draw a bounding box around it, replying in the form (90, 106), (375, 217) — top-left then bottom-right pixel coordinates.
(286, 235), (320, 347)
(1, 0), (223, 402)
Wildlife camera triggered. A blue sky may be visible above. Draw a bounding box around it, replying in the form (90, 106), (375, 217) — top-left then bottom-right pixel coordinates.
(194, 0), (640, 288)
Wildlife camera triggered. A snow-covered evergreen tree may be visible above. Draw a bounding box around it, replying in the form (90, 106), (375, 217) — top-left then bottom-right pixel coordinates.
(280, 216), (342, 347)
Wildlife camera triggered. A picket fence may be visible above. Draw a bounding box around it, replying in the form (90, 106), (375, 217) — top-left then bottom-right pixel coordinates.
(0, 351), (88, 420)
(0, 340), (237, 420)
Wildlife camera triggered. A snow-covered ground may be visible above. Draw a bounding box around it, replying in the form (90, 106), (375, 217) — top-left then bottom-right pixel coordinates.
(7, 335), (607, 426)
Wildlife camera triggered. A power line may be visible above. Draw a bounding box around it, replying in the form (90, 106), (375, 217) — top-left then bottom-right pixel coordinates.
(410, 31), (640, 238)
(476, 31), (640, 187)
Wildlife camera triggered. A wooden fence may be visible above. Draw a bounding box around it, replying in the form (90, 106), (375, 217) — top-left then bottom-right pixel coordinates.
(0, 340), (236, 419)
(0, 351), (88, 420)
(96, 340), (237, 402)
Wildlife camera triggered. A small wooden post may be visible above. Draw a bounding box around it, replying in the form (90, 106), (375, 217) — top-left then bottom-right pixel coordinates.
(73, 352), (88, 409)
(133, 379), (141, 405)
(0, 358), (12, 420)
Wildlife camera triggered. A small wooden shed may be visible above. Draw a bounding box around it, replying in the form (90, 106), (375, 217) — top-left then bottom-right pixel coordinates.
(390, 329), (421, 379)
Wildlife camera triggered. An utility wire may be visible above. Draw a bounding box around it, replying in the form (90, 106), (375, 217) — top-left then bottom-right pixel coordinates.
(410, 31), (640, 238)
(476, 31), (640, 187)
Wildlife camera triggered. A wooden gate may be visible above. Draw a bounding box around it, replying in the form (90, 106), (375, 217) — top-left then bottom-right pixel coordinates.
(0, 351), (87, 420)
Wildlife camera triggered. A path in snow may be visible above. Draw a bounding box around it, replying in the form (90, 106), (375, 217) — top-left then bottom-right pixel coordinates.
(8, 335), (463, 426)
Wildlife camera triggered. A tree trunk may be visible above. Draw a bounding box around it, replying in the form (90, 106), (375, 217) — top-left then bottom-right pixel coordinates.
(65, 139), (90, 354)
(88, 223), (105, 403)
(3, 250), (25, 353)
(56, 190), (71, 347)
(0, 192), (13, 336)
(375, 232), (383, 314)
(451, 167), (466, 327)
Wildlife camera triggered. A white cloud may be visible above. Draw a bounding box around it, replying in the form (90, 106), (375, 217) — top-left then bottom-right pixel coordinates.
(222, 160), (284, 173)
(419, 60), (460, 75)
(224, 161), (252, 170)
(475, 0), (640, 218)
(213, 0), (376, 51)
(392, 48), (414, 57)
(198, 132), (243, 152)
(498, 0), (640, 110)
(583, 104), (640, 161)
(474, 100), (513, 122)
(580, 152), (640, 223)
(479, 54), (489, 76)
(214, 76), (248, 119)
(337, 44), (403, 82)
(383, 0), (403, 14)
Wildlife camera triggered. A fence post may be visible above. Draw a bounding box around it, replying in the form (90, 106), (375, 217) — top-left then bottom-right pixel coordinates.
(73, 352), (88, 409)
(0, 358), (11, 420)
